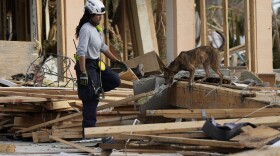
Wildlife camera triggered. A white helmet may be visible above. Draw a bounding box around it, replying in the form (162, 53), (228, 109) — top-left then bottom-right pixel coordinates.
(85, 0), (105, 15)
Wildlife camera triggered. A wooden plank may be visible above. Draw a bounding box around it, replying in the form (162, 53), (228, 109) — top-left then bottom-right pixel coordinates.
(146, 0), (159, 54)
(119, 69), (138, 81)
(169, 81), (275, 109)
(127, 0), (139, 56)
(99, 143), (179, 151)
(53, 115), (138, 129)
(0, 144), (15, 153)
(85, 116), (280, 138)
(0, 87), (132, 96)
(44, 100), (78, 110)
(120, 80), (133, 88)
(231, 147), (280, 156)
(219, 44), (245, 57)
(146, 108), (280, 119)
(17, 92), (152, 133)
(5, 104), (42, 111)
(0, 96), (49, 103)
(32, 130), (52, 143)
(231, 125), (280, 148)
(244, 0), (251, 70)
(22, 132), (32, 138)
(250, 0), (257, 73)
(36, 0), (42, 43)
(122, 0), (128, 61)
(56, 0), (66, 80)
(16, 112), (82, 133)
(0, 107), (40, 113)
(199, 0), (207, 46)
(49, 136), (98, 153)
(118, 134), (244, 148)
(0, 91), (79, 100)
(130, 0), (158, 55)
(223, 0), (229, 66)
(125, 51), (165, 74)
(14, 116), (55, 127)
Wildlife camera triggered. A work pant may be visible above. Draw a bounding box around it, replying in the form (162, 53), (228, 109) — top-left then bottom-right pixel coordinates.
(75, 59), (120, 128)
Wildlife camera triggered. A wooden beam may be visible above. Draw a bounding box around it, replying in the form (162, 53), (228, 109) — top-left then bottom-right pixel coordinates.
(126, 0), (139, 57)
(244, 0), (251, 71)
(223, 0), (229, 67)
(130, 0), (158, 55)
(0, 87), (132, 96)
(168, 81), (273, 109)
(250, 0), (257, 73)
(36, 0), (42, 42)
(146, 0), (159, 54)
(199, 0), (207, 46)
(220, 44), (245, 57)
(0, 96), (49, 103)
(122, 0), (128, 61)
(84, 116), (280, 138)
(146, 108), (280, 119)
(56, 0), (66, 81)
(0, 91), (79, 100)
(49, 136), (98, 153)
(118, 134), (244, 148)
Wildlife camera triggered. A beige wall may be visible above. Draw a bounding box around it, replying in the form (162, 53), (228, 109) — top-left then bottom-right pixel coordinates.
(64, 0), (84, 78)
(255, 0), (273, 74)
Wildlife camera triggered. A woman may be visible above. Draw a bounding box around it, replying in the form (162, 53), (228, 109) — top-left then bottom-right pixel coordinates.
(75, 0), (127, 138)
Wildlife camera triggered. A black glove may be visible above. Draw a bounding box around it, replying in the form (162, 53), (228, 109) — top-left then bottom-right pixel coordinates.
(80, 71), (88, 86)
(115, 60), (128, 71)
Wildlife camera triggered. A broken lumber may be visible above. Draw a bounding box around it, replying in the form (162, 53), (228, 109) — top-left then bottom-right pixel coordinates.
(146, 108), (280, 119)
(49, 136), (98, 153)
(17, 91), (153, 133)
(85, 116), (280, 137)
(231, 125), (280, 148)
(117, 134), (244, 148)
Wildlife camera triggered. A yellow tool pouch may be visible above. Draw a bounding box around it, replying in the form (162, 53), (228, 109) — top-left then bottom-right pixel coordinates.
(98, 61), (106, 71)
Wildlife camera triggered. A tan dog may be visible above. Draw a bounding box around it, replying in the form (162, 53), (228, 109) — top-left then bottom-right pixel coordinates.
(163, 31), (224, 87)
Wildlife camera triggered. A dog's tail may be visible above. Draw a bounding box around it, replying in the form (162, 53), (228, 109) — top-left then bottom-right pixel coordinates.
(215, 30), (225, 51)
